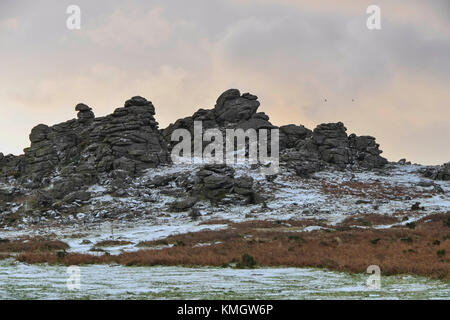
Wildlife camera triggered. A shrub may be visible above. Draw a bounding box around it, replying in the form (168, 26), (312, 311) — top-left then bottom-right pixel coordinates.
(236, 253), (257, 268)
(406, 222), (416, 229)
(443, 216), (450, 228)
(175, 240), (186, 247)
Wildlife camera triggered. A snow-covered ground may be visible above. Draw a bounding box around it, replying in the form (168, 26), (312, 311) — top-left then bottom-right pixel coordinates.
(1, 163), (449, 255)
(0, 261), (448, 299)
(0, 162), (449, 300)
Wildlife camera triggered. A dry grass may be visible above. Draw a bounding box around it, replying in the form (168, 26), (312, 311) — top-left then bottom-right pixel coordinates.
(0, 253), (11, 260)
(94, 240), (133, 247)
(0, 237), (69, 253)
(339, 214), (401, 227)
(15, 214), (450, 280)
(136, 239), (170, 247)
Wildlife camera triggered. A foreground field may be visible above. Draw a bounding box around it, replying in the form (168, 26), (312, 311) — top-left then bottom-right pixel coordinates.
(0, 262), (449, 300)
(0, 163), (448, 299)
(2, 213), (448, 280)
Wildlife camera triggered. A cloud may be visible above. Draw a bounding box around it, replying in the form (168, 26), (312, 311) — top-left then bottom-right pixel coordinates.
(86, 6), (176, 49)
(0, 0), (448, 165)
(0, 17), (18, 30)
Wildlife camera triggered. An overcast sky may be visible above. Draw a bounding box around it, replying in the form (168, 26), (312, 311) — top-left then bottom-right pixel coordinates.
(0, 0), (449, 164)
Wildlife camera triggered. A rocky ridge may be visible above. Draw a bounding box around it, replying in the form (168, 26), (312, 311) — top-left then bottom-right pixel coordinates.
(0, 89), (447, 228)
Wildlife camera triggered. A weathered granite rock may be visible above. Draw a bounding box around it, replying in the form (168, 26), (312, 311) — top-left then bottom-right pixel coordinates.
(306, 122), (386, 170)
(0, 98), (170, 200)
(0, 89), (392, 215)
(76, 103), (95, 124)
(214, 89), (260, 125)
(279, 124), (312, 149)
(194, 164), (235, 200)
(312, 122), (350, 168)
(436, 162), (450, 180)
(162, 90), (387, 173)
(162, 89), (271, 150)
(169, 197), (198, 212)
(422, 162), (450, 181)
(62, 191), (92, 204)
(234, 175), (255, 196)
(191, 164), (261, 204)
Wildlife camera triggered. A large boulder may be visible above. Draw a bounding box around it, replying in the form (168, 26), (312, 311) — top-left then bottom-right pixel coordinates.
(29, 124), (51, 143)
(76, 103), (95, 124)
(8, 98), (170, 189)
(348, 134), (387, 168)
(423, 162), (450, 181)
(312, 122), (350, 168)
(169, 197), (198, 212)
(214, 89), (260, 125)
(279, 124), (312, 149)
(162, 89), (272, 152)
(307, 122), (386, 169)
(191, 164), (261, 203)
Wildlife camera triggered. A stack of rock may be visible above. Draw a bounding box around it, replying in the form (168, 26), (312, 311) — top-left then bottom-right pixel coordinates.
(422, 162), (450, 181)
(0, 152), (23, 179)
(279, 124), (312, 149)
(90, 95), (170, 174)
(347, 133), (387, 169)
(214, 89), (260, 125)
(311, 122), (350, 168)
(163, 89), (387, 174)
(281, 121), (387, 174)
(75, 103), (95, 124)
(23, 123), (59, 182)
(189, 164), (259, 203)
(193, 164), (235, 201)
(0, 97), (171, 204)
(162, 89), (275, 150)
(0, 89), (390, 201)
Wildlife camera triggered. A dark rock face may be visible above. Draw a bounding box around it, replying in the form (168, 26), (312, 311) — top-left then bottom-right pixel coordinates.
(280, 121), (387, 176)
(422, 162), (450, 181)
(348, 134), (387, 169)
(75, 103), (95, 123)
(193, 164), (235, 201)
(279, 124), (312, 149)
(0, 153), (24, 178)
(190, 164), (259, 203)
(280, 147), (325, 178)
(162, 90), (386, 174)
(312, 122), (350, 167)
(0, 97), (170, 196)
(169, 197), (198, 212)
(290, 122), (387, 172)
(162, 89), (274, 149)
(0, 89), (390, 209)
(97, 96), (170, 171)
(437, 163), (450, 181)
(215, 89), (260, 125)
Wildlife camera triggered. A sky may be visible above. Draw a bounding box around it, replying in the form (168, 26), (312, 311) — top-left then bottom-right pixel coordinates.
(0, 0), (449, 165)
